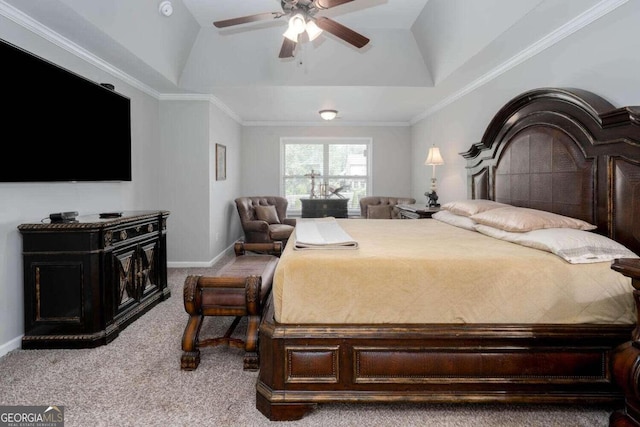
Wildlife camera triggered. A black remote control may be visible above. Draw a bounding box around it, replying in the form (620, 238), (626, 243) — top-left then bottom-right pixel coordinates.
(99, 212), (123, 218)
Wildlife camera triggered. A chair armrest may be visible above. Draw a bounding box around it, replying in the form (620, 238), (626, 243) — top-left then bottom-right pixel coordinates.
(283, 218), (296, 227)
(242, 220), (269, 233)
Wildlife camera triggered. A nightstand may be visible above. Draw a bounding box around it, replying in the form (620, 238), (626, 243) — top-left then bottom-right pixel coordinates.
(396, 204), (440, 219)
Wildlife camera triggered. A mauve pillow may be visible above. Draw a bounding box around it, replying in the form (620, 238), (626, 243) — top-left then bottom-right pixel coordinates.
(255, 205), (280, 224)
(441, 199), (510, 217)
(367, 205), (392, 219)
(470, 206), (596, 232)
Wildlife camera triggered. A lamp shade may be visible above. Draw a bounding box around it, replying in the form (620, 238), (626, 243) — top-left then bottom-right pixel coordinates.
(424, 146), (444, 166)
(283, 26), (299, 42)
(289, 14), (306, 34)
(319, 110), (338, 121)
(284, 14), (306, 42)
(305, 20), (323, 41)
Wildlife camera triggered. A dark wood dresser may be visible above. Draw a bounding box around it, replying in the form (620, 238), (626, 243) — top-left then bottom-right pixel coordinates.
(18, 210), (170, 349)
(301, 198), (349, 218)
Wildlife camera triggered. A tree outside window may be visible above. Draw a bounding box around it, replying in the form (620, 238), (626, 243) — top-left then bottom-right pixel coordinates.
(281, 138), (372, 214)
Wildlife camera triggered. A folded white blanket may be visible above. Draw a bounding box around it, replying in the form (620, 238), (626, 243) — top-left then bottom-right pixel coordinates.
(294, 217), (359, 250)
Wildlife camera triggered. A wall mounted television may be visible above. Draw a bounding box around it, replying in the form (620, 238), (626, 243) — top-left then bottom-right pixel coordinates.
(0, 38), (132, 182)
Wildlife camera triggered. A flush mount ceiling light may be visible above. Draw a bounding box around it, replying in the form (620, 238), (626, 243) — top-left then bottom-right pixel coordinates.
(319, 110), (338, 121)
(159, 1), (173, 17)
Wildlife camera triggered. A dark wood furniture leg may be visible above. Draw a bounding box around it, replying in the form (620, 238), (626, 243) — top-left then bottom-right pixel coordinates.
(611, 258), (640, 427)
(180, 241), (280, 371)
(181, 274), (204, 370)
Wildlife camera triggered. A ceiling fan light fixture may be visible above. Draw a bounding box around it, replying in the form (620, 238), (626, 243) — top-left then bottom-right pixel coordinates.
(283, 26), (299, 42)
(305, 20), (323, 41)
(319, 110), (338, 121)
(289, 14), (306, 34)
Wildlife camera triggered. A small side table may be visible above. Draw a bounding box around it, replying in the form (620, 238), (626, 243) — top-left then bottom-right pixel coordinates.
(396, 204), (440, 219)
(301, 198), (349, 218)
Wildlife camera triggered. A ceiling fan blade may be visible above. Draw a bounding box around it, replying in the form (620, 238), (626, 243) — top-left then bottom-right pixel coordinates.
(315, 17), (370, 48)
(213, 12), (281, 28)
(315, 0), (355, 9)
(279, 38), (296, 58)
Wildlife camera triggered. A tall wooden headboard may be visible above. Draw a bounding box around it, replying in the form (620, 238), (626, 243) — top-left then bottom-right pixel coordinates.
(461, 87), (640, 255)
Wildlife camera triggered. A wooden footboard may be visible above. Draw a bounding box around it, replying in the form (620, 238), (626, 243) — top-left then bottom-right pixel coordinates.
(256, 295), (631, 421)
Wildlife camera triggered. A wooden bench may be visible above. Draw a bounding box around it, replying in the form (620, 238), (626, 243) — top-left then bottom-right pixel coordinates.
(180, 241), (281, 371)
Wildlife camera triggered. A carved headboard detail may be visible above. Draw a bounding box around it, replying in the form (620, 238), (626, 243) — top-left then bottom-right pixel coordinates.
(461, 87), (640, 255)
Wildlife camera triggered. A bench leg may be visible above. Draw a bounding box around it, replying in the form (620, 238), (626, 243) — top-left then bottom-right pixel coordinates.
(243, 314), (261, 371)
(181, 314), (203, 370)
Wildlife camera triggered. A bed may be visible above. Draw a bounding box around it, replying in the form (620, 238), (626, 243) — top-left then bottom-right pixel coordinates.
(256, 88), (640, 423)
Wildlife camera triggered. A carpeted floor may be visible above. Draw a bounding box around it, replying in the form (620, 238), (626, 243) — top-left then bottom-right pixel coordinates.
(0, 264), (617, 426)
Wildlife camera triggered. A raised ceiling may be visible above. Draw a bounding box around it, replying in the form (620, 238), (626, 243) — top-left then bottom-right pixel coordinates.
(0, 0), (616, 124)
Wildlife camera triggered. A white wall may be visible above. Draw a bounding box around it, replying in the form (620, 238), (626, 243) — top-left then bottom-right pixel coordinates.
(157, 99), (243, 265)
(411, 0), (640, 205)
(159, 101), (211, 264)
(241, 125), (413, 203)
(208, 103), (244, 258)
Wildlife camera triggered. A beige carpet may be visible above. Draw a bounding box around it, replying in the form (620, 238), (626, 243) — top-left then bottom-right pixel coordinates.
(0, 265), (617, 426)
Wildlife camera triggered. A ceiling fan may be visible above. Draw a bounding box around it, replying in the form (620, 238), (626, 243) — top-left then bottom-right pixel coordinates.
(213, 0), (370, 59)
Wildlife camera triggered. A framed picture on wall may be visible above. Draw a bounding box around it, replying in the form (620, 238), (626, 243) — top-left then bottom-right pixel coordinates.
(216, 143), (226, 181)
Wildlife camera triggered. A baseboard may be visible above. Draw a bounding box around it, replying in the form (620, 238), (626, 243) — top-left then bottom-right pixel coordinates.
(167, 240), (238, 268)
(0, 335), (23, 359)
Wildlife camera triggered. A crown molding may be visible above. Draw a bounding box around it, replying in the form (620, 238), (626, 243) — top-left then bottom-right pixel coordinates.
(242, 120), (411, 127)
(410, 0), (629, 125)
(159, 93), (243, 124)
(0, 1), (161, 99)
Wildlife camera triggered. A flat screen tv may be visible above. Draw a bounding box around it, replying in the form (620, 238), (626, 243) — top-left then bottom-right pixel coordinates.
(0, 38), (132, 182)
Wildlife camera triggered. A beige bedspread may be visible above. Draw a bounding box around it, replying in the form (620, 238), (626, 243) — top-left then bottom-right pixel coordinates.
(273, 219), (635, 324)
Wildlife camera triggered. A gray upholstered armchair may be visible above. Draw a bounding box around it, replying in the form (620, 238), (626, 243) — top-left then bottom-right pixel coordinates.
(359, 196), (416, 219)
(235, 196), (296, 244)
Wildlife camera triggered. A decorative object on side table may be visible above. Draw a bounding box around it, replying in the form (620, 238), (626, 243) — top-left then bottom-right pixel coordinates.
(304, 169), (321, 198)
(424, 145), (444, 207)
(317, 182), (349, 199)
(396, 204), (440, 219)
(327, 185), (348, 198)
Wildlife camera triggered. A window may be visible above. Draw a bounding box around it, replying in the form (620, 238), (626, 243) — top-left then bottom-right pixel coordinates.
(281, 137), (372, 215)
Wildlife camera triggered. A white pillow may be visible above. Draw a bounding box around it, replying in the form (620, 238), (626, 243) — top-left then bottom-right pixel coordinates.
(432, 210), (476, 231)
(441, 199), (510, 217)
(474, 224), (637, 264)
(470, 206), (597, 232)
